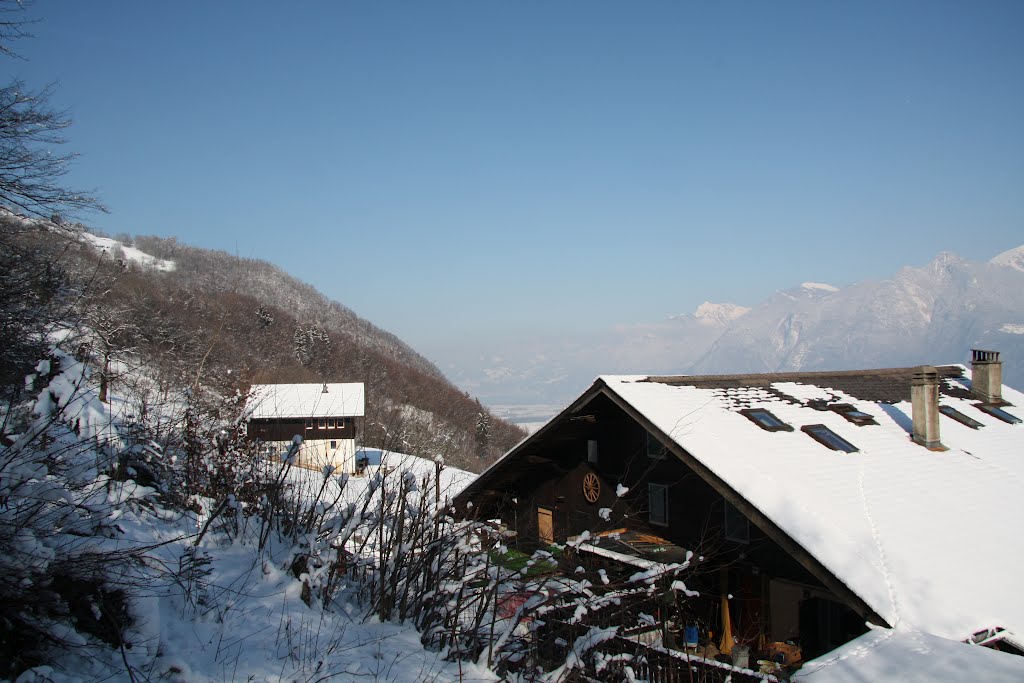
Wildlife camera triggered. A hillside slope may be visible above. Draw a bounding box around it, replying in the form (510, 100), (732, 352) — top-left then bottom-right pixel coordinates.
(5, 211), (524, 471)
(129, 234), (443, 381)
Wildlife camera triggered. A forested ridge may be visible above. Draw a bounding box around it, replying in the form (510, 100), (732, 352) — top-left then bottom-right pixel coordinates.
(5, 213), (524, 472)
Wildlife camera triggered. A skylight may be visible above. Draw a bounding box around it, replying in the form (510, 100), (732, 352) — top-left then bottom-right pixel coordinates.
(976, 405), (1022, 425)
(939, 405), (984, 429)
(739, 408), (793, 432)
(802, 424), (859, 453)
(831, 404), (878, 426)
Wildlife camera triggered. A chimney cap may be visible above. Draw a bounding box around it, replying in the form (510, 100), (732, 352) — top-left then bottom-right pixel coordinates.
(912, 366), (939, 385)
(972, 349), (1001, 364)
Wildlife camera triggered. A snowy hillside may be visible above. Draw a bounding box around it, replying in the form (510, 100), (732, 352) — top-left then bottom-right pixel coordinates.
(0, 331), (500, 681)
(3, 214), (526, 471)
(80, 233), (177, 272)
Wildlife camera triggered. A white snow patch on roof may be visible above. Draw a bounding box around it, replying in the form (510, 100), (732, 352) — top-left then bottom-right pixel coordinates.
(601, 370), (1024, 641)
(82, 233), (177, 271)
(248, 383), (365, 419)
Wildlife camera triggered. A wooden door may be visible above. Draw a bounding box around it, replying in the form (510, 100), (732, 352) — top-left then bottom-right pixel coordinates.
(537, 507), (554, 545)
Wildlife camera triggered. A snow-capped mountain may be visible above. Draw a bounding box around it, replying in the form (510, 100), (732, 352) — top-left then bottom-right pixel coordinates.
(991, 244), (1024, 273)
(692, 247), (1024, 387)
(691, 301), (751, 327)
(800, 282), (840, 293)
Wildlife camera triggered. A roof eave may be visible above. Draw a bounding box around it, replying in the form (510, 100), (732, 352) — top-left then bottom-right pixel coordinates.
(453, 378), (610, 511)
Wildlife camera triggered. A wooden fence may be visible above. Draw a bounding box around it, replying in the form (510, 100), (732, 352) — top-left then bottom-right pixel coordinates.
(535, 618), (779, 683)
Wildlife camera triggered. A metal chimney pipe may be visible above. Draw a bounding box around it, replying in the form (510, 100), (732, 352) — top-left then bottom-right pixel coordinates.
(912, 366), (943, 450)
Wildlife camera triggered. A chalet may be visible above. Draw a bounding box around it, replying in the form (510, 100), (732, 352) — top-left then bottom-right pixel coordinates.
(454, 351), (1024, 671)
(246, 383), (365, 473)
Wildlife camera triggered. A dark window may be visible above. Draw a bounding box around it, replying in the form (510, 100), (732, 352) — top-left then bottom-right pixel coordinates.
(327, 418), (336, 429)
(976, 405), (1022, 424)
(648, 483), (668, 526)
(318, 418), (327, 429)
(802, 424), (859, 453)
(330, 440), (337, 449)
(304, 418), (313, 430)
(939, 405), (984, 429)
(724, 501), (749, 543)
(647, 432), (667, 459)
(338, 418), (346, 429)
(831, 404), (878, 426)
(739, 408), (794, 432)
(587, 439), (598, 464)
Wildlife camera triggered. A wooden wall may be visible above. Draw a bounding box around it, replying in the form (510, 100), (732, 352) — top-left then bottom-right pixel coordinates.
(247, 416), (359, 443)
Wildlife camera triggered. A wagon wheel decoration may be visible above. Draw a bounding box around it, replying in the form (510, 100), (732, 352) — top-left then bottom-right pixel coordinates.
(582, 472), (601, 503)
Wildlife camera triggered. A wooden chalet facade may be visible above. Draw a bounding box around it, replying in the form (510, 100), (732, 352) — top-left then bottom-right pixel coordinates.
(246, 383), (365, 473)
(454, 352), (1024, 669)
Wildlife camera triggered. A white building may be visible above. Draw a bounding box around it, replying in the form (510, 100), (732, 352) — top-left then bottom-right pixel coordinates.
(246, 383), (365, 473)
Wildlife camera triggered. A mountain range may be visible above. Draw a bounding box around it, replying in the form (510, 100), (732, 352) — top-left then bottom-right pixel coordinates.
(471, 245), (1024, 413)
(692, 246), (1024, 380)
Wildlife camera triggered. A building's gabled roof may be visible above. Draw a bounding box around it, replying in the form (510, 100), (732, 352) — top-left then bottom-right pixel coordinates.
(459, 364), (1024, 645)
(247, 383), (365, 419)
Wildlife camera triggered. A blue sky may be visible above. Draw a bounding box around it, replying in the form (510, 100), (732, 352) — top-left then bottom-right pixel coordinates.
(12, 1), (1024, 378)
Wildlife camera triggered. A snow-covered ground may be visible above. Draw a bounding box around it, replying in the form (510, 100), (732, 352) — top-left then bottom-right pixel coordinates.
(3, 339), (502, 683)
(115, 511), (498, 683)
(7, 447), (493, 683)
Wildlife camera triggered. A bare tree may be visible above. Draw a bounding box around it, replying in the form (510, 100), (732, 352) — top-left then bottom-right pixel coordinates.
(0, 0), (104, 218)
(0, 0), (33, 59)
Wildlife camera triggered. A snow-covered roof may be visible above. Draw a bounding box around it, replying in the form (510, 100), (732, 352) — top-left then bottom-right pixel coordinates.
(599, 367), (1024, 643)
(795, 627), (1024, 682)
(247, 383), (365, 419)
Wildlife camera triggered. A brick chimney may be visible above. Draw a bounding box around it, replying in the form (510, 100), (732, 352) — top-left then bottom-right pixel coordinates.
(970, 349), (1002, 403)
(911, 366), (943, 450)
